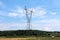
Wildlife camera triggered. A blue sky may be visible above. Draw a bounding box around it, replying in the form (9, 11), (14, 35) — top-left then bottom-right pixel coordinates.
(0, 0), (60, 31)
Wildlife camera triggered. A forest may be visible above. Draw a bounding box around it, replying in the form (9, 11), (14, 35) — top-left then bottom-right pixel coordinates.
(0, 30), (60, 37)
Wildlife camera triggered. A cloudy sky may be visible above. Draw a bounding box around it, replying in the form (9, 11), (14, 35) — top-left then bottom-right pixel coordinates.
(0, 0), (60, 31)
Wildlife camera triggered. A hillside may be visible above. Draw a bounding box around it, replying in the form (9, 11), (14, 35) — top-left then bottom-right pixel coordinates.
(0, 30), (60, 37)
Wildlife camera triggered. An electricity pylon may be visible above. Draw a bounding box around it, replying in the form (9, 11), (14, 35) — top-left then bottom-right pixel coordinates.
(24, 6), (33, 30)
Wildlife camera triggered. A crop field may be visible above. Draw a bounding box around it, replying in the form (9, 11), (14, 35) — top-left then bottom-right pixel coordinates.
(0, 37), (60, 40)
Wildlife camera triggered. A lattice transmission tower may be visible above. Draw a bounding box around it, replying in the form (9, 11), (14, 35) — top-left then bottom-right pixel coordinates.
(24, 6), (33, 30)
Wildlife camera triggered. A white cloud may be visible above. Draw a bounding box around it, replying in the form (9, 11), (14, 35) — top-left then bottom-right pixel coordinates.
(1, 6), (57, 19)
(8, 6), (47, 18)
(12, 6), (24, 14)
(43, 27), (50, 31)
(31, 19), (60, 31)
(50, 12), (56, 15)
(8, 7), (25, 17)
(0, 23), (27, 31)
(0, 18), (60, 31)
(40, 19), (60, 24)
(8, 12), (18, 17)
(0, 6), (59, 31)
(31, 7), (47, 18)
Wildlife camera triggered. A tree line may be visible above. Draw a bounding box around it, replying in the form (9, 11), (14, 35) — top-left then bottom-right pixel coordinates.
(0, 30), (60, 37)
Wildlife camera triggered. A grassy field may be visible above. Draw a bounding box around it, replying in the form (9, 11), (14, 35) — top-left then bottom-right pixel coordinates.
(0, 37), (60, 40)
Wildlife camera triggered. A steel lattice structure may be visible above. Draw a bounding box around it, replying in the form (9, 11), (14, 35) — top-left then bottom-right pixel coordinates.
(24, 6), (33, 30)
